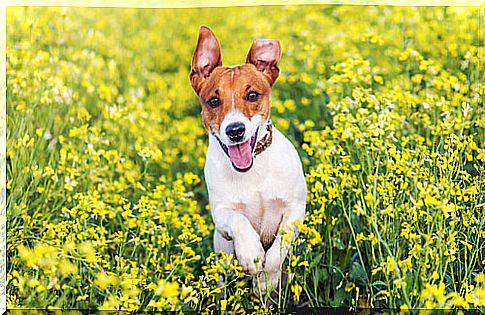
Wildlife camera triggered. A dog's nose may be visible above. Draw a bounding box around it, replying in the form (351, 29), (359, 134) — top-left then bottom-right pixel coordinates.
(226, 122), (246, 142)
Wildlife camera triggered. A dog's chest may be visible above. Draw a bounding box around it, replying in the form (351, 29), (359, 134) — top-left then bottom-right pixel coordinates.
(231, 192), (285, 250)
(206, 129), (303, 251)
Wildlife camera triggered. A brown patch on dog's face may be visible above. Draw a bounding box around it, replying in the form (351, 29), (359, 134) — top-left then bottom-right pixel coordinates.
(197, 65), (272, 133)
(190, 26), (281, 134)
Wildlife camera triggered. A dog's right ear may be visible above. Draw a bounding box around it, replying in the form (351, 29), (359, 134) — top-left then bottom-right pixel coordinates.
(190, 26), (222, 94)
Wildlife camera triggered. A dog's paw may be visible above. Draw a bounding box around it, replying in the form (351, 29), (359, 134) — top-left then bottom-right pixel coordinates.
(253, 269), (281, 297)
(234, 240), (265, 276)
(264, 242), (282, 272)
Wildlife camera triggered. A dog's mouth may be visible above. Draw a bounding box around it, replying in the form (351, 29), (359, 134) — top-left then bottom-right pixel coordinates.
(216, 128), (259, 172)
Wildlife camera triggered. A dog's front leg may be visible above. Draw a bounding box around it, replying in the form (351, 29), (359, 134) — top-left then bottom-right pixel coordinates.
(212, 206), (266, 276)
(258, 204), (305, 294)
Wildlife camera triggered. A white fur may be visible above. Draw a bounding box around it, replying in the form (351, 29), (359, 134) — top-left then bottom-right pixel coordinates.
(218, 111), (261, 145)
(205, 119), (307, 294)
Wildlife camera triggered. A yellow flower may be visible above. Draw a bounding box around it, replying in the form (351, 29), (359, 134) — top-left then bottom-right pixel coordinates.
(220, 299), (227, 311)
(356, 232), (366, 242)
(153, 280), (179, 299)
(95, 273), (110, 290)
(475, 273), (485, 284)
(78, 241), (96, 263)
(291, 283), (303, 302)
(58, 261), (78, 276)
(364, 192), (374, 205)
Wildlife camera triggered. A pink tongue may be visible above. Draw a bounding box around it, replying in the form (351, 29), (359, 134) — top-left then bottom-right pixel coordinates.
(227, 140), (253, 169)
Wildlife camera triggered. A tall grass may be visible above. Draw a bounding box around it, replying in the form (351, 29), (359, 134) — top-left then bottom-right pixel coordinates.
(6, 5), (484, 311)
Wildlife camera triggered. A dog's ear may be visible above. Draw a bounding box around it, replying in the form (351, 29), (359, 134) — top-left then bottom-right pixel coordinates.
(246, 38), (281, 86)
(190, 26), (222, 93)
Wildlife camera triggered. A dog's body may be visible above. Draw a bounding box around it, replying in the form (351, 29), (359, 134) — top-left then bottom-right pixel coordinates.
(190, 26), (307, 294)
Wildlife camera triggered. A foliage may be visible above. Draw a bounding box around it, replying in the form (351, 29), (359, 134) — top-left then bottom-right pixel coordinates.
(6, 5), (484, 311)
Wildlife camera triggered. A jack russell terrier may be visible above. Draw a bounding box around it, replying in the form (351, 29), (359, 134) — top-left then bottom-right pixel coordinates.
(190, 26), (307, 295)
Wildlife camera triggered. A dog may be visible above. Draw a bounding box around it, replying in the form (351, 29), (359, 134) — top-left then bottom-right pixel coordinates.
(190, 26), (307, 296)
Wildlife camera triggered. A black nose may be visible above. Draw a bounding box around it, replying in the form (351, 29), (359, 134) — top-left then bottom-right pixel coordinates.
(226, 122), (246, 142)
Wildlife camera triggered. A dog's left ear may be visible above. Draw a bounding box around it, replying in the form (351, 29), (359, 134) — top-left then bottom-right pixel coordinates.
(246, 39), (281, 86)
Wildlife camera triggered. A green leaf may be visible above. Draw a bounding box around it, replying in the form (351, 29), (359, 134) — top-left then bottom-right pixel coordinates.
(350, 261), (368, 286)
(372, 280), (388, 288)
(309, 252), (323, 268)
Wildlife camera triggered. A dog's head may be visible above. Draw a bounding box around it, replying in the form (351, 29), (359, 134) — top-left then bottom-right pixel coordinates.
(190, 26), (281, 172)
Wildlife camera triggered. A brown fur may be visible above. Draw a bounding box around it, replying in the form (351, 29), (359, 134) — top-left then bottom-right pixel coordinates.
(197, 65), (271, 133)
(190, 26), (281, 134)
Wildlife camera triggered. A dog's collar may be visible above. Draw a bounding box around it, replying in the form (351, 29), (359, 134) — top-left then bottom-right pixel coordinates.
(253, 120), (273, 158)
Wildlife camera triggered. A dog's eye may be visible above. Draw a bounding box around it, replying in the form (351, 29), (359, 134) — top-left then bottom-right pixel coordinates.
(246, 91), (260, 102)
(207, 97), (220, 108)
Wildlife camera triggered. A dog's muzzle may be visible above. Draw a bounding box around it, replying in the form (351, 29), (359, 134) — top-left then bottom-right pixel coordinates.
(215, 127), (259, 173)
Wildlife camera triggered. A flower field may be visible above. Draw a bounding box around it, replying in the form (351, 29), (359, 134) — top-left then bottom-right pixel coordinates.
(6, 5), (485, 312)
